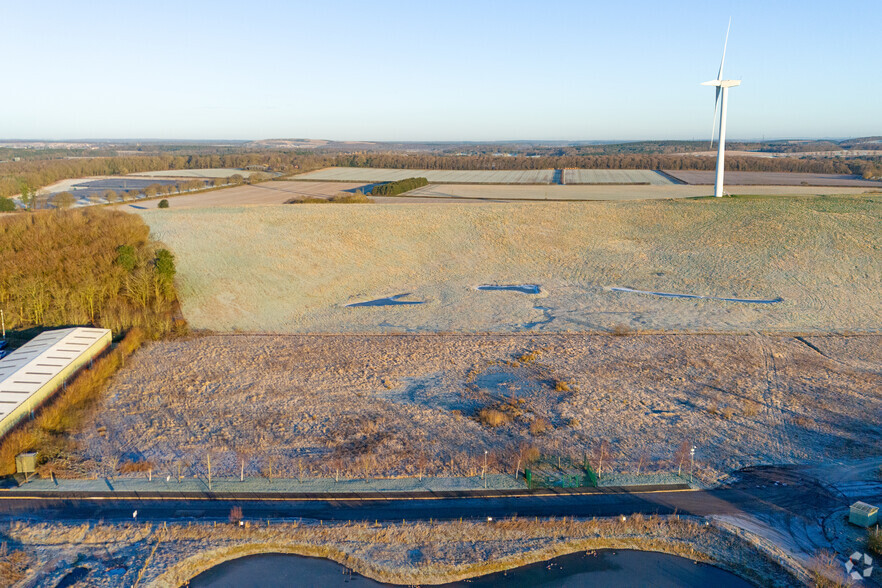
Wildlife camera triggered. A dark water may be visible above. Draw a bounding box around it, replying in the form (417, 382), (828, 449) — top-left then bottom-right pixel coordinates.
(477, 284), (541, 295)
(611, 287), (783, 304)
(188, 549), (754, 588)
(346, 294), (425, 307)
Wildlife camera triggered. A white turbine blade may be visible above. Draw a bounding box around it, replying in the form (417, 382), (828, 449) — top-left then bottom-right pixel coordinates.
(710, 86), (721, 147)
(717, 18), (731, 80)
(701, 79), (722, 86)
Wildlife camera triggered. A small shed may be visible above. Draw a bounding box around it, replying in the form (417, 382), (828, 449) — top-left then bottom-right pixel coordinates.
(849, 501), (879, 528)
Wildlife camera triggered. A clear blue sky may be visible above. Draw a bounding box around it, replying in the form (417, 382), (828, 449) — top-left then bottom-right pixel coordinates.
(4, 0), (879, 141)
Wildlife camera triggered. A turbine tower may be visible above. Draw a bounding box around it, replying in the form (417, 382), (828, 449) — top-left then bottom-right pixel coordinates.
(702, 20), (741, 198)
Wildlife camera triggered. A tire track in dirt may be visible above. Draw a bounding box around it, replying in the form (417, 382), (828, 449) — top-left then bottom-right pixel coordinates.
(758, 337), (797, 463)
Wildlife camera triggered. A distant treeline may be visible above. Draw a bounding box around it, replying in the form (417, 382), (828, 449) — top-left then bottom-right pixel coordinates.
(3, 147), (880, 201)
(0, 209), (183, 337)
(332, 153), (882, 178)
(370, 177), (429, 196)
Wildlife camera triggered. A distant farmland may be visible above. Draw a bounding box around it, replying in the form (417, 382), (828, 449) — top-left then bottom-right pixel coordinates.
(294, 167), (882, 189)
(563, 169), (676, 185)
(117, 181), (371, 209)
(294, 167), (556, 184)
(664, 170), (882, 187)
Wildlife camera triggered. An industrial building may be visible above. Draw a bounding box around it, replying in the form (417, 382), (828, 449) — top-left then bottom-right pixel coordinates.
(0, 327), (112, 439)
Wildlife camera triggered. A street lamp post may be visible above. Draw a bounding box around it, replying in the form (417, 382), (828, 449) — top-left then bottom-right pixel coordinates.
(690, 446), (696, 484)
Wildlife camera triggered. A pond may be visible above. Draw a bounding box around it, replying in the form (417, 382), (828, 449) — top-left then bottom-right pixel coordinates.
(188, 549), (754, 587)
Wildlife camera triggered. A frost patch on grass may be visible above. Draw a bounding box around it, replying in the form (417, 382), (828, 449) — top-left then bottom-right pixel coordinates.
(477, 284), (541, 295)
(610, 287), (783, 304)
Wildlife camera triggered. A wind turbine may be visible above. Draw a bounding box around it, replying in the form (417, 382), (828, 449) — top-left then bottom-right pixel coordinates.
(702, 20), (741, 197)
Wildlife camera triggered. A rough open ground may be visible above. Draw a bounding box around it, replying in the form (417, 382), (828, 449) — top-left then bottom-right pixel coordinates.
(139, 195), (881, 333)
(73, 333), (881, 484)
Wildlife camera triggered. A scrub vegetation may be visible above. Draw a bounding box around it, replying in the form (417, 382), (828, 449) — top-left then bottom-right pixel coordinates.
(0, 208), (183, 338)
(74, 333), (881, 483)
(286, 192), (373, 204)
(368, 177), (429, 195)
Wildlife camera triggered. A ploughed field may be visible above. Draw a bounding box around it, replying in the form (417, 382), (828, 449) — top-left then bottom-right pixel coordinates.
(140, 195), (881, 334)
(76, 333), (881, 482)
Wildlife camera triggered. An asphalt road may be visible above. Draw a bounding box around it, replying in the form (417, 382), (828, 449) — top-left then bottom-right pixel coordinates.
(0, 467), (839, 524)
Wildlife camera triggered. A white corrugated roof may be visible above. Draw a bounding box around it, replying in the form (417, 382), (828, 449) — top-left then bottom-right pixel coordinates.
(851, 501), (879, 515)
(0, 327), (111, 422)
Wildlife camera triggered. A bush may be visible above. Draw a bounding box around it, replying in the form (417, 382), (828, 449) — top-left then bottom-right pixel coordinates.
(478, 408), (512, 428)
(530, 417), (551, 436)
(611, 323), (632, 336)
(520, 444), (540, 463)
(287, 192), (373, 204)
(0, 197), (15, 212)
(158, 199), (169, 208)
(330, 192), (372, 204)
(870, 527), (882, 556)
(554, 380), (572, 392)
(369, 177), (428, 196)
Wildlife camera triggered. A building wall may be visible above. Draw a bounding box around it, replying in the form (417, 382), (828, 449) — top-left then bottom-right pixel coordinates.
(0, 329), (111, 439)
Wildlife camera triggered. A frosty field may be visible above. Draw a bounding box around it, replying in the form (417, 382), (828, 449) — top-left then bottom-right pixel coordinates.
(119, 180), (370, 209)
(77, 332), (881, 482)
(402, 183), (872, 200)
(140, 195), (881, 334)
(293, 167), (556, 183)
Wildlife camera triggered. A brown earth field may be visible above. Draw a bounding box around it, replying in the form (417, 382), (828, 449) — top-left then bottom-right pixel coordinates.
(663, 170), (882, 187)
(72, 333), (881, 483)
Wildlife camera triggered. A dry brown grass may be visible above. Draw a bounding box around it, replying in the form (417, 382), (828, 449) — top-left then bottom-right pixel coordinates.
(530, 417), (551, 436)
(0, 549), (33, 588)
(554, 380), (572, 392)
(73, 333), (881, 482)
(807, 550), (848, 588)
(478, 409), (512, 428)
